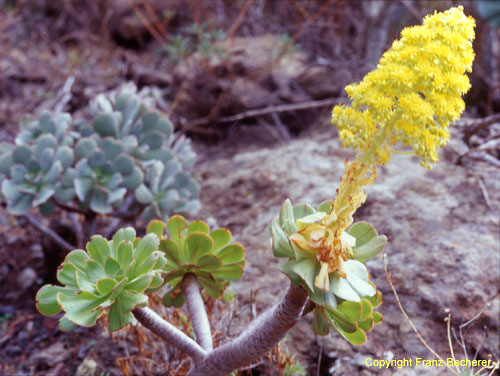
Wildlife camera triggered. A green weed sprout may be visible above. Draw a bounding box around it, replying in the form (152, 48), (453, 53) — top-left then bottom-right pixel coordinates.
(35, 7), (475, 375)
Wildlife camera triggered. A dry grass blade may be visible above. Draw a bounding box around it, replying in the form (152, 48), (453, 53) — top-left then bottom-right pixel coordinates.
(445, 310), (461, 375)
(382, 254), (460, 376)
(226, 0), (255, 44)
(140, 0), (169, 40)
(129, 0), (168, 46)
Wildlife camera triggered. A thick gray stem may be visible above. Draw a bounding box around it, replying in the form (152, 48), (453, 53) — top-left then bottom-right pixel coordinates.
(132, 306), (207, 364)
(182, 274), (213, 351)
(189, 284), (308, 376)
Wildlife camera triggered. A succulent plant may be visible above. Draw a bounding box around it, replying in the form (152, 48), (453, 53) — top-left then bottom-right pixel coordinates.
(153, 216), (245, 307)
(36, 226), (166, 331)
(35, 217), (245, 329)
(16, 110), (76, 146)
(73, 136), (143, 214)
(0, 84), (200, 221)
(83, 86), (200, 219)
(0, 134), (75, 216)
(312, 289), (383, 345)
(269, 199), (387, 344)
(135, 160), (200, 221)
(88, 87), (176, 161)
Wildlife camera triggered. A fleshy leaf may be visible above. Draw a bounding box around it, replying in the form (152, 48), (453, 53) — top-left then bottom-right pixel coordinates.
(330, 274), (360, 302)
(347, 222), (377, 247)
(167, 215), (187, 246)
(352, 235), (387, 261)
(210, 229), (231, 252)
(198, 254), (223, 270)
(112, 226), (136, 253)
(126, 273), (154, 293)
(317, 200), (333, 214)
(279, 199), (298, 235)
(57, 263), (77, 287)
(360, 299), (373, 321)
(269, 218), (294, 258)
(312, 307), (330, 335)
(86, 260), (106, 281)
(186, 232), (213, 263)
(216, 243), (244, 264)
(292, 203), (316, 221)
(278, 260), (303, 287)
(210, 264), (243, 281)
(366, 288), (383, 308)
(96, 278), (118, 295)
(109, 278), (128, 301)
(337, 300), (362, 321)
(36, 285), (64, 316)
(309, 286), (337, 309)
(87, 236), (111, 266)
(325, 309), (358, 334)
(188, 220), (210, 234)
(53, 250), (79, 277)
(104, 257), (122, 276)
(160, 239), (181, 265)
(57, 291), (107, 327)
(108, 299), (134, 331)
(335, 326), (367, 345)
(116, 241), (134, 269)
(373, 311), (383, 325)
(120, 290), (148, 313)
(59, 315), (77, 331)
(146, 220), (166, 238)
(292, 258), (319, 292)
(344, 260), (376, 297)
(135, 233), (159, 266)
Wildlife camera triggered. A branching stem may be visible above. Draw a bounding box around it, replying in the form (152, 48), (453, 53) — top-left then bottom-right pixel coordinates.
(132, 306), (207, 364)
(189, 284), (308, 375)
(182, 274), (213, 351)
(133, 283), (307, 375)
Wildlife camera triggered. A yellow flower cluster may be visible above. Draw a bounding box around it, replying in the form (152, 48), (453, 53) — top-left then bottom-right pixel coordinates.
(332, 6), (475, 168)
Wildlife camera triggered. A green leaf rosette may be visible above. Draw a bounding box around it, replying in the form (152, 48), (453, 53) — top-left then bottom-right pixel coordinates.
(270, 199), (387, 344)
(36, 227), (166, 331)
(155, 216), (246, 307)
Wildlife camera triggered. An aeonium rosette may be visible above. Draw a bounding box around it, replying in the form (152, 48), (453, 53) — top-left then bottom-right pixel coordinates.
(270, 199), (386, 345)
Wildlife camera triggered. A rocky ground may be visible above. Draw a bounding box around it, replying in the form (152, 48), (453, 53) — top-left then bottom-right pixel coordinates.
(196, 124), (500, 375)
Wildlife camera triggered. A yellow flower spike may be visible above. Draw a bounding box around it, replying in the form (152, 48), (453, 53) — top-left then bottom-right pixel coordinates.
(331, 6), (475, 168)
